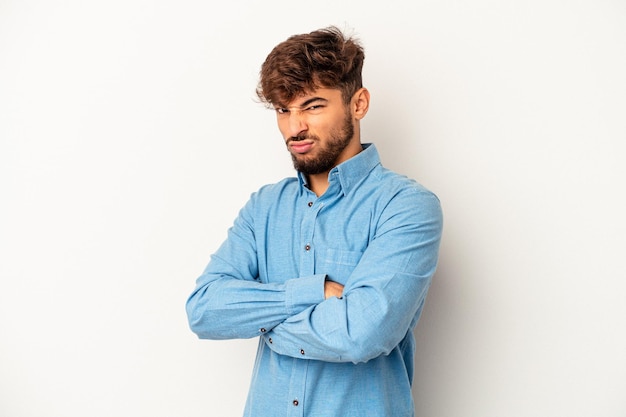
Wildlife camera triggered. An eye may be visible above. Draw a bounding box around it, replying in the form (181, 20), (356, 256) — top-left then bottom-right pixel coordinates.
(275, 107), (289, 115)
(306, 104), (324, 112)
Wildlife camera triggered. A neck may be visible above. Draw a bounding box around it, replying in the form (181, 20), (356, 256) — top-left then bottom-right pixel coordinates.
(306, 139), (363, 197)
(307, 172), (330, 197)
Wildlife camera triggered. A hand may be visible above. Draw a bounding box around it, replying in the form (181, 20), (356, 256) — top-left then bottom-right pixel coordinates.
(324, 280), (344, 299)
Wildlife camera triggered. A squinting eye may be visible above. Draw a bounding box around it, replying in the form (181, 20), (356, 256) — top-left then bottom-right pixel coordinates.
(275, 108), (288, 115)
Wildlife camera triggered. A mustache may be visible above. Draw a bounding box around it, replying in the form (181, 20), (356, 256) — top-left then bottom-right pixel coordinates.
(288, 134), (315, 143)
(290, 135), (308, 142)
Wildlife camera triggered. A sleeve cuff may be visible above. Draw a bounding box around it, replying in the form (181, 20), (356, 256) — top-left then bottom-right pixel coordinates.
(284, 274), (326, 314)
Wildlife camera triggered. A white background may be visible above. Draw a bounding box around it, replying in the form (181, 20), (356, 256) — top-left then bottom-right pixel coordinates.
(1, 1), (625, 416)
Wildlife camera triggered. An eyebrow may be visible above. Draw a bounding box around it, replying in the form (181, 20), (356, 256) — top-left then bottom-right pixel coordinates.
(278, 97), (328, 109)
(300, 97), (328, 107)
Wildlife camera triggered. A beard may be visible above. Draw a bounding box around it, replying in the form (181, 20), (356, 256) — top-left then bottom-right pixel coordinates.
(289, 112), (355, 175)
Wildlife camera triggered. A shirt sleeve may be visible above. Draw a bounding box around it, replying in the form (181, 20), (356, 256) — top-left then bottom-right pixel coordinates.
(262, 190), (443, 364)
(185, 192), (326, 340)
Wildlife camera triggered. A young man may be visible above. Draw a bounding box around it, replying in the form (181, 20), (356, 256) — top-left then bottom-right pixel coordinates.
(186, 26), (443, 416)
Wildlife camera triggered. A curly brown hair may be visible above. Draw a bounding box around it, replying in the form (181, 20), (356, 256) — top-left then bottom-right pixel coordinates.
(256, 26), (365, 107)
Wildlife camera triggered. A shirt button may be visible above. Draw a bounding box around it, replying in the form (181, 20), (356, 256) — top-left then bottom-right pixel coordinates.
(293, 399), (299, 406)
(268, 337), (272, 344)
(260, 328), (266, 333)
(307, 201), (313, 207)
(305, 244), (311, 251)
(300, 349), (305, 355)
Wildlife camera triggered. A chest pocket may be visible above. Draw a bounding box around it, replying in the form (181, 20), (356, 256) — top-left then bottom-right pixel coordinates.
(320, 248), (363, 285)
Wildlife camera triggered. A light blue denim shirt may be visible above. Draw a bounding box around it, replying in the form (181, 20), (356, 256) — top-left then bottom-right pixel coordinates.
(186, 143), (443, 417)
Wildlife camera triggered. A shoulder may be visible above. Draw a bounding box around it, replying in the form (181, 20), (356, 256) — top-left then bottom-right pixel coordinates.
(375, 166), (439, 201)
(233, 177), (299, 226)
(244, 177), (299, 209)
(369, 166), (442, 221)
(253, 177), (299, 199)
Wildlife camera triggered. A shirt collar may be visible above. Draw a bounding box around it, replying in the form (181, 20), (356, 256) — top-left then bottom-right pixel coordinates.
(297, 143), (381, 195)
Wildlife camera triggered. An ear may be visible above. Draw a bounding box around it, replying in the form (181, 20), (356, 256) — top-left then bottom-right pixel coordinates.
(351, 88), (370, 120)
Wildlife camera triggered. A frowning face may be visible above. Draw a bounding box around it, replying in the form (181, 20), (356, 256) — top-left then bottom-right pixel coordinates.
(274, 88), (357, 175)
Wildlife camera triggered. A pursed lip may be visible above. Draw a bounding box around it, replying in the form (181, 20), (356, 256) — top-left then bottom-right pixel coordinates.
(288, 140), (314, 154)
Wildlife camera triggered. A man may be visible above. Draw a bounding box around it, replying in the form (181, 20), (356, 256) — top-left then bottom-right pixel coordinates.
(186, 26), (443, 417)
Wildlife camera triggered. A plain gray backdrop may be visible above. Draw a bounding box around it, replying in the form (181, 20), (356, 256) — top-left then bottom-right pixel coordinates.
(1, 0), (625, 416)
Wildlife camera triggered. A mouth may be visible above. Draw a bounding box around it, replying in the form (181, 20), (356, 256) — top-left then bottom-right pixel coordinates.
(288, 139), (314, 154)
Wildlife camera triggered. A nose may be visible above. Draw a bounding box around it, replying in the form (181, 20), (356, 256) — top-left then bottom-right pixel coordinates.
(286, 111), (307, 138)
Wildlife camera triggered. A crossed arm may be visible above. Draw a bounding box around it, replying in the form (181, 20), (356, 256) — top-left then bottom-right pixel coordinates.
(186, 190), (442, 363)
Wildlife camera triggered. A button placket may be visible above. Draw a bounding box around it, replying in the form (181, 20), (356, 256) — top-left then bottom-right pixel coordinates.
(286, 349), (309, 417)
(299, 197), (321, 281)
